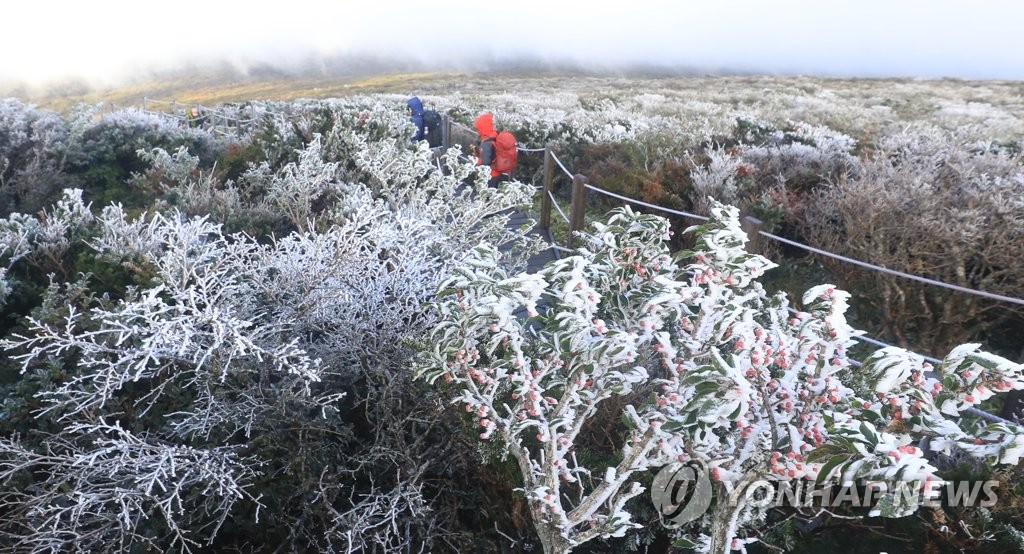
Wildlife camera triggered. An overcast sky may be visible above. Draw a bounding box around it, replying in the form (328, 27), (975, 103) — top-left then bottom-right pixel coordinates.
(3, 0), (1022, 85)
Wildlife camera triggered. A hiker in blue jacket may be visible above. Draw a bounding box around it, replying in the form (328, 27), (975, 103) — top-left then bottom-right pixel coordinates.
(406, 96), (425, 142)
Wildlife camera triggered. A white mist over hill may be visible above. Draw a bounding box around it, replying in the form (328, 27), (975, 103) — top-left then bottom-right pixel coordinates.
(3, 0), (1022, 86)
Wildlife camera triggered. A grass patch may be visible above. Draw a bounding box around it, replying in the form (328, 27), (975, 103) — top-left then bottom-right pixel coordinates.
(13, 71), (471, 113)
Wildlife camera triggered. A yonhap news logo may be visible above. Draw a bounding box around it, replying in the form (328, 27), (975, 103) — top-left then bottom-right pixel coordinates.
(650, 461), (713, 526)
(651, 462), (999, 523)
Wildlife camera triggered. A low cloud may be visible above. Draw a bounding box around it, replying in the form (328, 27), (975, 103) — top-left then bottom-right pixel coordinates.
(3, 0), (1021, 88)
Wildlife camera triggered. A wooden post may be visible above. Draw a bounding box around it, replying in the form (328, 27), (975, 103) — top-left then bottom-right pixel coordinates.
(173, 100), (178, 114)
(441, 114), (451, 149)
(569, 173), (588, 248)
(540, 144), (555, 231)
(143, 97), (148, 111)
(741, 215), (763, 253)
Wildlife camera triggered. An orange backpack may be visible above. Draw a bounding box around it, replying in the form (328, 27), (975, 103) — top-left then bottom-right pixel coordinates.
(492, 130), (517, 175)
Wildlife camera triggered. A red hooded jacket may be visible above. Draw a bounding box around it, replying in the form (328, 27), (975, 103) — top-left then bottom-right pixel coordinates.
(474, 113), (499, 177)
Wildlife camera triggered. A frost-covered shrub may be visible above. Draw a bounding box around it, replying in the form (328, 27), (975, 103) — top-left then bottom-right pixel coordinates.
(690, 148), (746, 212)
(241, 98), (391, 170)
(732, 119), (860, 194)
(149, 97), (432, 236)
(0, 188), (94, 279)
(0, 268), (9, 308)
(64, 108), (219, 208)
(254, 135), (340, 231)
(137, 145), (200, 185)
(69, 109), (217, 168)
(0, 102), (541, 551)
(796, 127), (1024, 354)
(417, 204), (1024, 554)
(4, 75), (1024, 552)
(138, 144), (278, 235)
(0, 423), (260, 553)
(0, 98), (78, 216)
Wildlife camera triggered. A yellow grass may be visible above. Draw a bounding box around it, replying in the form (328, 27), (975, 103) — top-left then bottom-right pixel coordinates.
(9, 71), (470, 113)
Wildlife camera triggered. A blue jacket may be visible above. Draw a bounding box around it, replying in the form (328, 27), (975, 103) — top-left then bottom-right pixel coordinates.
(407, 97), (425, 141)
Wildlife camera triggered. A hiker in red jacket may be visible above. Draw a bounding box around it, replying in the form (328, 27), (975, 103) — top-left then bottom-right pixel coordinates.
(473, 112), (516, 186)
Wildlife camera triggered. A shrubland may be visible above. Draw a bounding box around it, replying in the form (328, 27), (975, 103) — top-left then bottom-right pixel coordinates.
(0, 75), (1022, 552)
(0, 97), (541, 552)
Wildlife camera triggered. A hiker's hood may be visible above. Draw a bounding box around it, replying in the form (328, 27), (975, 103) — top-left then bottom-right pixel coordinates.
(474, 113), (497, 139)
(407, 96), (424, 115)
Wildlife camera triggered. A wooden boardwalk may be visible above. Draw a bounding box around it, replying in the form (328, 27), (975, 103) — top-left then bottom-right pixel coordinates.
(504, 208), (560, 273)
(440, 148), (560, 273)
(505, 208), (559, 320)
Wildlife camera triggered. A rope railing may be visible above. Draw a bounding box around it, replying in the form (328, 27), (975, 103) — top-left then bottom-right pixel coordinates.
(134, 97), (271, 139)
(854, 333), (943, 365)
(135, 107), (262, 138)
(967, 406), (1015, 425)
(760, 231), (1024, 307)
(584, 184), (709, 223)
(844, 336), (1010, 429)
(140, 100), (1024, 308)
(548, 190), (571, 224)
(576, 182), (1018, 307)
(783, 307), (946, 366)
(548, 151), (575, 180)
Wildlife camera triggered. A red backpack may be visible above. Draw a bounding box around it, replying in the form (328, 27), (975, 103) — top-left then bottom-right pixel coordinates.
(492, 130), (517, 175)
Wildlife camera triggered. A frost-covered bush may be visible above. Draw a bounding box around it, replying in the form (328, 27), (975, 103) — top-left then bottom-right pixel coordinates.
(0, 96), (542, 550)
(0, 423), (260, 553)
(0, 268), (9, 308)
(737, 119), (860, 193)
(416, 203), (1024, 554)
(0, 98), (78, 216)
(0, 206), (340, 551)
(690, 148), (746, 212)
(4, 75), (1024, 551)
(68, 108), (217, 170)
(150, 97), (442, 236)
(0, 188), (94, 280)
(63, 108), (220, 208)
(796, 126), (1024, 354)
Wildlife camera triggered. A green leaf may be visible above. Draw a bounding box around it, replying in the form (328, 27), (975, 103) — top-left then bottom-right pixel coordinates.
(728, 402), (742, 421)
(691, 381), (721, 400)
(860, 409), (880, 423)
(661, 419), (687, 433)
(806, 443), (845, 462)
(859, 422), (878, 448)
(966, 354), (999, 370)
(436, 287), (460, 298)
(621, 412), (638, 430)
(816, 454), (849, 485)
(673, 537), (698, 548)
(685, 410), (699, 426)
